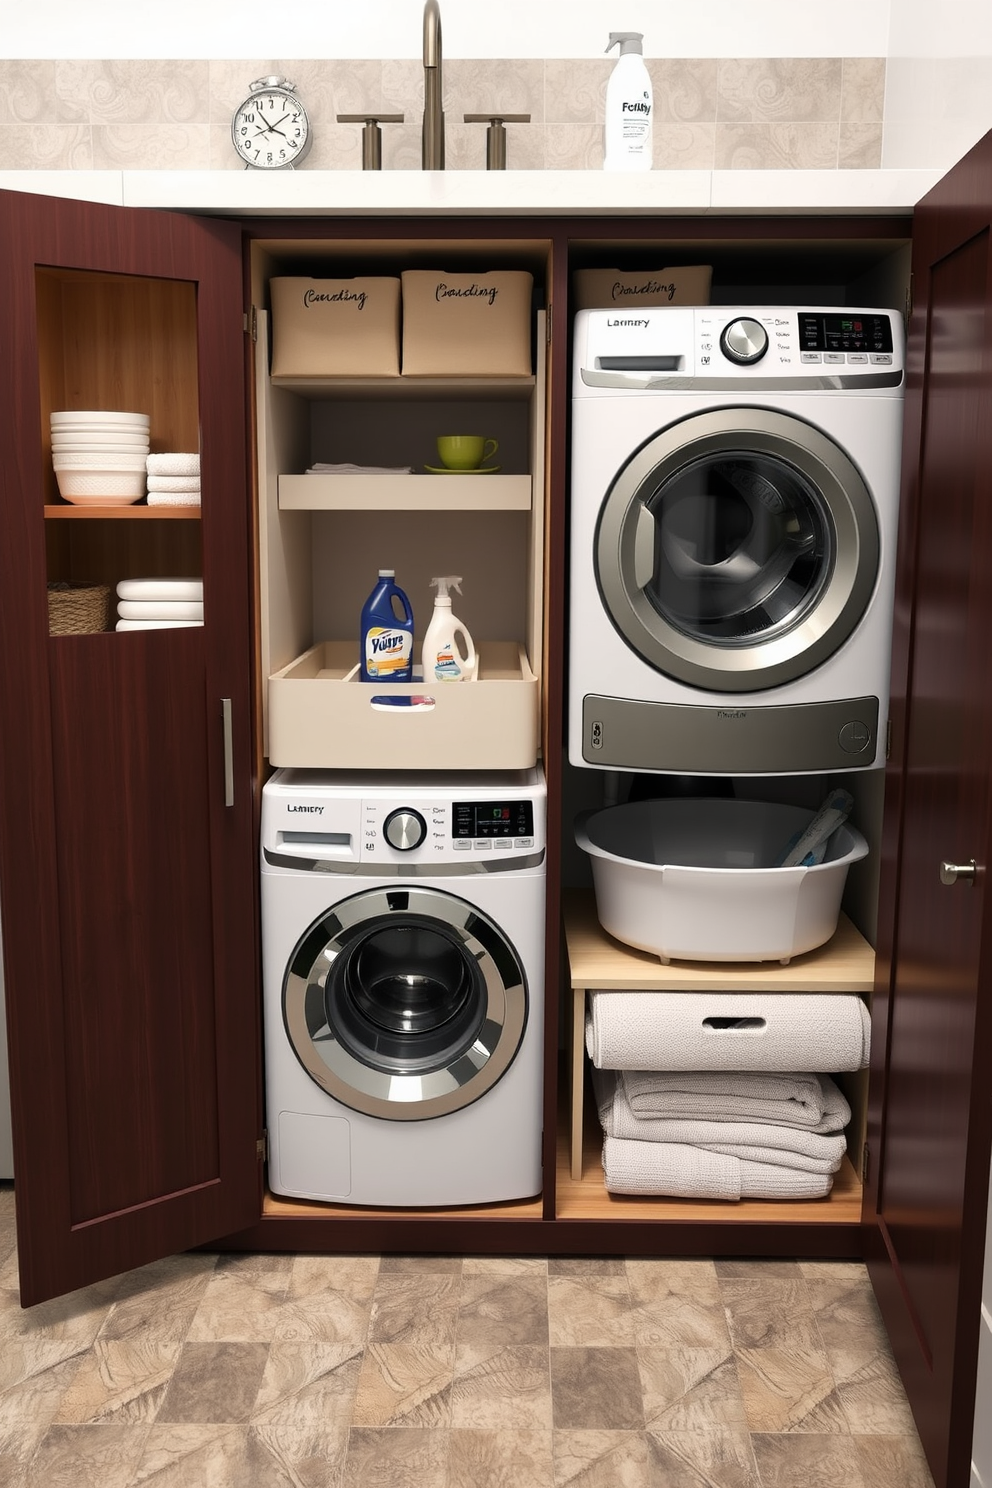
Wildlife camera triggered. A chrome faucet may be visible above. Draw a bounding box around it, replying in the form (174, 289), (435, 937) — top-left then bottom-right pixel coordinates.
(422, 0), (444, 169)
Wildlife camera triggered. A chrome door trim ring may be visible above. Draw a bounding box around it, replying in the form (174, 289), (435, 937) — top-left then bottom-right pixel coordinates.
(595, 406), (880, 693)
(283, 884), (528, 1121)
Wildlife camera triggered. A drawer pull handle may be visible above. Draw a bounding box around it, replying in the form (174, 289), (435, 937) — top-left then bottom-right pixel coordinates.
(939, 859), (977, 886)
(702, 1016), (767, 1032)
(221, 698), (234, 808)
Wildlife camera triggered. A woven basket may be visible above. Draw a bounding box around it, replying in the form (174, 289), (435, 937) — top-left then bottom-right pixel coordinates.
(47, 582), (113, 635)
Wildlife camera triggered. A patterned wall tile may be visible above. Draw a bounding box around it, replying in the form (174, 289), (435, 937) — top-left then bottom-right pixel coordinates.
(544, 61), (608, 125)
(0, 124), (92, 169)
(1, 56), (889, 171)
(545, 122), (602, 171)
(91, 125), (211, 171)
(841, 59), (886, 124)
(717, 59), (844, 124)
(648, 59), (719, 125)
(56, 61), (210, 126)
(655, 123), (717, 171)
(839, 124), (883, 170)
(716, 121), (841, 171)
(0, 62), (58, 125)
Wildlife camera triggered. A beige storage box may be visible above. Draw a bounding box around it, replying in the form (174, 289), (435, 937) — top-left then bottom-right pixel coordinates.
(268, 640), (539, 769)
(572, 265), (712, 311)
(401, 270), (533, 376)
(269, 276), (401, 377)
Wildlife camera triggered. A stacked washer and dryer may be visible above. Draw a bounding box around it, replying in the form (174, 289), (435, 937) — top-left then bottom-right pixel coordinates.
(261, 768), (547, 1207)
(569, 305), (905, 777)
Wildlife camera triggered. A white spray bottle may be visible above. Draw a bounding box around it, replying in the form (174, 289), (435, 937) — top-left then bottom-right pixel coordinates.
(604, 31), (653, 172)
(422, 576), (478, 682)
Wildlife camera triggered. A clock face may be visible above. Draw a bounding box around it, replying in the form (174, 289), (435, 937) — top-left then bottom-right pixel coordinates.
(232, 86), (312, 170)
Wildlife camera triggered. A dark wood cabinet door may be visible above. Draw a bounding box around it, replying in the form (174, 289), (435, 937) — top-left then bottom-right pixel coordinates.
(865, 130), (992, 1488)
(0, 190), (261, 1305)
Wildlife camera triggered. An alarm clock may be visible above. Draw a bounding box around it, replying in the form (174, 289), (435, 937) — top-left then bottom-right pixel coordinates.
(231, 77), (312, 170)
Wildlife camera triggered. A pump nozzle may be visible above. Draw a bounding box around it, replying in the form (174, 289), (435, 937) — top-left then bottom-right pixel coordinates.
(606, 31), (644, 55)
(429, 575), (463, 601)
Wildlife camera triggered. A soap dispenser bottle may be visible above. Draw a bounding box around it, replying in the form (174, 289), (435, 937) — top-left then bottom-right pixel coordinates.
(360, 568), (415, 681)
(422, 576), (478, 682)
(604, 31), (653, 172)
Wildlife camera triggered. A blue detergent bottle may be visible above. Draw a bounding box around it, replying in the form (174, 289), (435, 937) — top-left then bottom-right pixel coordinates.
(359, 569), (415, 682)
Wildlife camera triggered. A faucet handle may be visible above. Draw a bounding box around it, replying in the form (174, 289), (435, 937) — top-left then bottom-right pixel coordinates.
(337, 113), (406, 170)
(463, 114), (531, 170)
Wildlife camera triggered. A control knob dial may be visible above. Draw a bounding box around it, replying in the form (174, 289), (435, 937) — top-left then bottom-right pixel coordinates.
(383, 807), (427, 852)
(720, 317), (769, 365)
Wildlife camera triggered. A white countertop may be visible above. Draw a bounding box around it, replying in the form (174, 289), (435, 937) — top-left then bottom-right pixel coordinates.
(0, 168), (942, 218)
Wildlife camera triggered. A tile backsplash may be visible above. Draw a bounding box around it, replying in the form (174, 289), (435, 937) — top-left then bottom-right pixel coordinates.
(0, 57), (885, 171)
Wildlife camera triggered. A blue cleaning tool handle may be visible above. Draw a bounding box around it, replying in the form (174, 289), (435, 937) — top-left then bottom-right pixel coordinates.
(776, 789), (854, 868)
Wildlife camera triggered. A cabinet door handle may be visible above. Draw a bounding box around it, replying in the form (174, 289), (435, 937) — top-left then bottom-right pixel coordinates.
(221, 698), (234, 808)
(939, 859), (978, 886)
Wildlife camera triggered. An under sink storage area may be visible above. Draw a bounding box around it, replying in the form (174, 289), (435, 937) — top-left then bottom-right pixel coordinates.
(252, 234), (551, 770)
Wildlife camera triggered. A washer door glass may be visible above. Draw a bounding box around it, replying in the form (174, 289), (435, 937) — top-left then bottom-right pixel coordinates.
(283, 885), (528, 1121)
(595, 407), (880, 692)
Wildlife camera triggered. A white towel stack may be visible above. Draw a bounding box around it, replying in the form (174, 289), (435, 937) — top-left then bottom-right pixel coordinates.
(146, 452), (200, 506)
(115, 578), (204, 631)
(585, 991), (866, 1202)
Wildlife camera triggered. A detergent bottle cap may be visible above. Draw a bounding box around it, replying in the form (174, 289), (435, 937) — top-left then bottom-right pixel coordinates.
(606, 32), (644, 55)
(429, 575), (462, 602)
(378, 568), (395, 577)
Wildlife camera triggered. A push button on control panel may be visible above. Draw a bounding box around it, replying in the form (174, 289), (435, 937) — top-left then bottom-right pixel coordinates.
(839, 721), (872, 754)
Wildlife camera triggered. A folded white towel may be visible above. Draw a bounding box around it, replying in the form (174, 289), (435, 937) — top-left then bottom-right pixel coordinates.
(147, 475), (201, 493)
(117, 600), (204, 621)
(306, 462), (414, 475)
(620, 1069), (851, 1133)
(146, 452), (200, 476)
(115, 619), (203, 630)
(147, 492), (201, 507)
(601, 1137), (834, 1199)
(585, 991), (870, 1072)
(593, 1070), (848, 1167)
(602, 1137), (741, 1200)
(116, 578), (203, 602)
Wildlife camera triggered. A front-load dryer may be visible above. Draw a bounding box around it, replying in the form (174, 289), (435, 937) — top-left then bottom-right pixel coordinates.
(261, 767), (546, 1207)
(568, 305), (905, 774)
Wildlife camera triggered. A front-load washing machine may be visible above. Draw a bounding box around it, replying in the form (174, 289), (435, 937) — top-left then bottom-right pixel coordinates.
(569, 305), (905, 774)
(261, 767), (546, 1206)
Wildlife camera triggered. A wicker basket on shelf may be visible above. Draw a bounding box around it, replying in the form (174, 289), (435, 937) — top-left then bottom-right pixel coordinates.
(47, 582), (113, 635)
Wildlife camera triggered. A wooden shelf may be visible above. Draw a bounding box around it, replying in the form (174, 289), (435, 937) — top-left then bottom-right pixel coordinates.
(278, 472), (532, 512)
(563, 889), (875, 1185)
(563, 889), (875, 992)
(555, 1112), (862, 1225)
(270, 373), (535, 401)
(45, 505), (199, 520)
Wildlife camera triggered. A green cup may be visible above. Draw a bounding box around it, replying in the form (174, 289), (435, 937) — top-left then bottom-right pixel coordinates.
(436, 435), (498, 470)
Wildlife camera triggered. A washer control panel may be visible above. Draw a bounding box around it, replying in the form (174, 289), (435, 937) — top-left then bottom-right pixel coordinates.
(262, 770), (547, 869)
(698, 308), (898, 372)
(362, 796), (538, 860)
(576, 305), (904, 384)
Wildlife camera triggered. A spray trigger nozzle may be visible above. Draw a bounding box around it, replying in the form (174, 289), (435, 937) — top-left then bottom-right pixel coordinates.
(429, 575), (463, 600)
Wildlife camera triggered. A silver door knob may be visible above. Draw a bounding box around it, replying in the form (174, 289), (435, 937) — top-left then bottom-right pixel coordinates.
(939, 859), (978, 885)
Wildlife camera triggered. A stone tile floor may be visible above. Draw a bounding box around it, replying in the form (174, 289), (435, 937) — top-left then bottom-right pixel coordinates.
(0, 1186), (937, 1487)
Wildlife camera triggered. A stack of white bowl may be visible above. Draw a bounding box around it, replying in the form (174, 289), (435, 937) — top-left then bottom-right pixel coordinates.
(51, 411), (150, 506)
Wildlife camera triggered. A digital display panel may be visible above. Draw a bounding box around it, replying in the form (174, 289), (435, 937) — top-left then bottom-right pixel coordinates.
(453, 800), (535, 838)
(798, 312), (893, 353)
